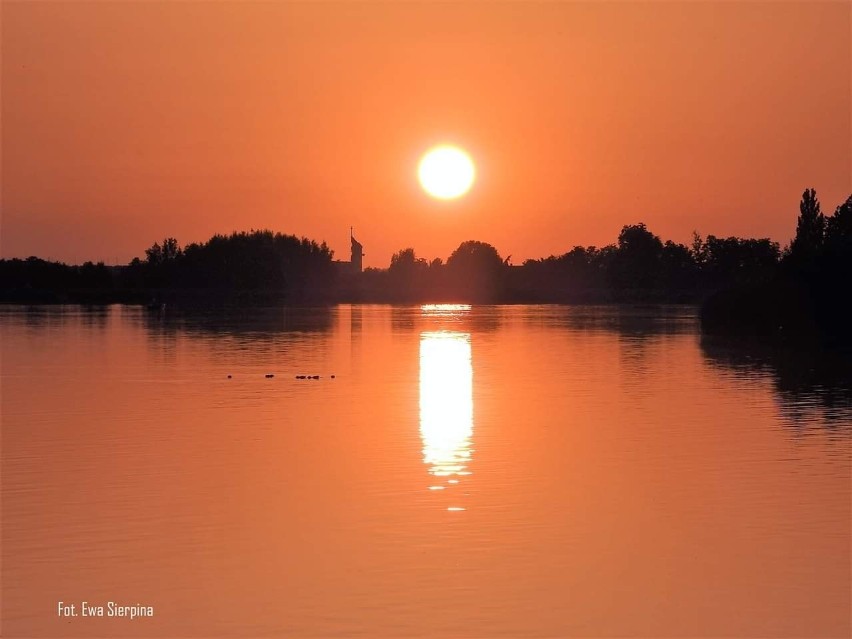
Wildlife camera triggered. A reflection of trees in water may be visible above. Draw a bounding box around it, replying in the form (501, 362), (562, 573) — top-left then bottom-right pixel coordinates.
(700, 336), (852, 428)
(78, 305), (110, 329)
(516, 305), (697, 390)
(581, 306), (695, 387)
(8, 305), (111, 331)
(138, 305), (336, 366)
(139, 305), (334, 339)
(520, 305), (696, 381)
(616, 335), (656, 384)
(546, 304), (697, 337)
(16, 305), (75, 329)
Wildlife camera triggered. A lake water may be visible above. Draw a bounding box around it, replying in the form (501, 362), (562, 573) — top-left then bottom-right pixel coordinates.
(2, 304), (850, 638)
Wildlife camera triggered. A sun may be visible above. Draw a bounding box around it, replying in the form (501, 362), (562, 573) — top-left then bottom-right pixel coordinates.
(418, 145), (475, 200)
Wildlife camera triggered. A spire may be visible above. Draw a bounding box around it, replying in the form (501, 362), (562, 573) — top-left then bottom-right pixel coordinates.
(349, 227), (363, 273)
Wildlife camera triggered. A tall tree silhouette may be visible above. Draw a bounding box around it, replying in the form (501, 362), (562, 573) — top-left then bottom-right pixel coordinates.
(790, 188), (825, 259)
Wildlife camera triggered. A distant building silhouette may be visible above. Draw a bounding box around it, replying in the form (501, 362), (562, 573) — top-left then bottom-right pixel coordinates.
(334, 227), (364, 276)
(350, 228), (364, 273)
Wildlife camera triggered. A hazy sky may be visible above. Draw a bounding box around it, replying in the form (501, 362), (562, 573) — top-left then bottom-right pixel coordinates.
(2, 1), (849, 267)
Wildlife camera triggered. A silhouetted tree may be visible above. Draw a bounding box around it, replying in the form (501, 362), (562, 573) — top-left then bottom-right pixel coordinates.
(812, 193), (852, 337)
(608, 223), (664, 291)
(825, 195), (852, 249)
(162, 237), (181, 261)
(145, 242), (162, 265)
(691, 231), (708, 265)
(446, 240), (504, 301)
(515, 245), (611, 301)
(390, 248), (416, 270)
(78, 261), (113, 290)
(660, 240), (697, 294)
(387, 247), (428, 299)
(702, 235), (779, 287)
(142, 237), (182, 288)
(790, 188), (825, 259)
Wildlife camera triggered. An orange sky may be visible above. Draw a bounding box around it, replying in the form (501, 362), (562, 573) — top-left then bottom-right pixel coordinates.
(2, 1), (849, 267)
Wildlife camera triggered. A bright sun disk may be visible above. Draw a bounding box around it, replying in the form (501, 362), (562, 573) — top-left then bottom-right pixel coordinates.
(418, 145), (475, 200)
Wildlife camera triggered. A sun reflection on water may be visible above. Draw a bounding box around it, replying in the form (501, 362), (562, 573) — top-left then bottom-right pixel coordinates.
(420, 304), (472, 317)
(419, 329), (474, 503)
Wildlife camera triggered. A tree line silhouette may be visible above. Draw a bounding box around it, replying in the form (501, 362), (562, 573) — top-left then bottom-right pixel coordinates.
(0, 231), (335, 304)
(1, 189), (849, 340)
(701, 189), (851, 343)
(127, 231), (334, 301)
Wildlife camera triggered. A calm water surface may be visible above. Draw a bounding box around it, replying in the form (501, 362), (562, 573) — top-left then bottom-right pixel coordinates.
(2, 304), (850, 637)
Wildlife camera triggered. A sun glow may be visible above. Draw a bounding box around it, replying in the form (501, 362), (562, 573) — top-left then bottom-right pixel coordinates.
(418, 145), (475, 200)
